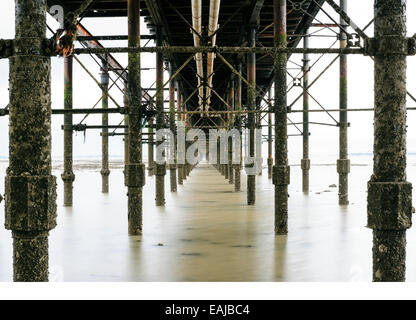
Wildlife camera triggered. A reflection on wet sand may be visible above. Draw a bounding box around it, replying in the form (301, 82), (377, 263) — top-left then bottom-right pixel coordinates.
(1, 160), (416, 281)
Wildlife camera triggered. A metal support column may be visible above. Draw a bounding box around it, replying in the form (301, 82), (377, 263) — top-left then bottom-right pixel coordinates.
(6, 0), (57, 281)
(101, 56), (110, 193)
(177, 82), (184, 185)
(301, 31), (310, 193)
(338, 0), (350, 205)
(123, 82), (129, 181)
(126, 0), (145, 235)
(367, 0), (411, 282)
(148, 118), (154, 176)
(155, 27), (166, 206)
(273, 0), (289, 234)
(62, 56), (75, 206)
(257, 102), (262, 177)
(235, 62), (243, 192)
(169, 62), (177, 192)
(225, 114), (229, 180)
(247, 26), (257, 205)
(267, 89), (273, 180)
(229, 81), (235, 185)
(183, 109), (188, 181)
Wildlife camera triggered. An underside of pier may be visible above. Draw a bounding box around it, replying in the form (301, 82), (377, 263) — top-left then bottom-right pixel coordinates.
(0, 0), (414, 283)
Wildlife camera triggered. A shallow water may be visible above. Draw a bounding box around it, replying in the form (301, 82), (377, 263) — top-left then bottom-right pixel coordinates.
(1, 160), (416, 282)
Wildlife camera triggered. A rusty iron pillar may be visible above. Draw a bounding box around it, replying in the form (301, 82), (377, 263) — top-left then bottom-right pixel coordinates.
(338, 0), (350, 205)
(62, 56), (75, 206)
(183, 134), (188, 181)
(267, 89), (273, 180)
(224, 125), (229, 180)
(155, 27), (166, 206)
(101, 56), (110, 193)
(234, 63), (243, 192)
(123, 81), (129, 181)
(256, 101), (262, 177)
(5, 0), (57, 281)
(228, 82), (235, 185)
(126, 0), (145, 235)
(273, 0), (289, 234)
(169, 62), (178, 192)
(148, 117), (155, 176)
(367, 0), (412, 282)
(301, 30), (310, 193)
(177, 82), (184, 185)
(247, 26), (257, 205)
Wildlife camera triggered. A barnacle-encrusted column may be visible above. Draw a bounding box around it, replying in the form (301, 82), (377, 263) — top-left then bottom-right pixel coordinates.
(367, 0), (412, 282)
(148, 118), (154, 176)
(234, 63), (242, 192)
(338, 0), (350, 205)
(267, 89), (273, 180)
(126, 0), (145, 235)
(123, 81), (129, 181)
(155, 27), (166, 206)
(62, 56), (75, 206)
(273, 0), (290, 234)
(169, 62), (177, 192)
(101, 56), (110, 193)
(301, 31), (310, 193)
(247, 26), (257, 205)
(6, 0), (57, 281)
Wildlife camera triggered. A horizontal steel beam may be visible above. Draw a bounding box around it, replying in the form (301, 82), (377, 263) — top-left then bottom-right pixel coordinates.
(77, 35), (155, 41)
(74, 46), (364, 55)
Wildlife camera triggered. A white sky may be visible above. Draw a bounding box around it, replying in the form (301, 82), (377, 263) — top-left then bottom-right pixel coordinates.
(1, 1), (416, 165)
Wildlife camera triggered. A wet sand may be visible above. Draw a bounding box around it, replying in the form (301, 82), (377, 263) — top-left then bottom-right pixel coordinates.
(1, 159), (416, 282)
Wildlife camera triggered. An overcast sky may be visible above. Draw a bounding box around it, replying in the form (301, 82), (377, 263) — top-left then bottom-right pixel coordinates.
(1, 1), (416, 165)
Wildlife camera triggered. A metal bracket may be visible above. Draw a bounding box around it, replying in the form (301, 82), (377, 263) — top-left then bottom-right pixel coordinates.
(61, 172), (75, 182)
(337, 122), (351, 128)
(301, 159), (311, 171)
(0, 39), (13, 58)
(367, 181), (412, 230)
(61, 124), (88, 132)
(5, 175), (57, 232)
(364, 36), (416, 56)
(0, 108), (8, 117)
